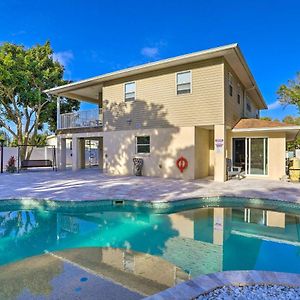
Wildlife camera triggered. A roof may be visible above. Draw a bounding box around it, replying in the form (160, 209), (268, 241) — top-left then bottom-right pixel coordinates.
(44, 43), (267, 109)
(232, 118), (300, 141)
(234, 118), (293, 129)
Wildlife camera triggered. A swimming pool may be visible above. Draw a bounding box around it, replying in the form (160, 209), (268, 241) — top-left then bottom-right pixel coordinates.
(1, 197), (300, 298)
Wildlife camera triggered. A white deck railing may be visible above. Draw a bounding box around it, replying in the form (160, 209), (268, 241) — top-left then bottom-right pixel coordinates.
(59, 109), (102, 129)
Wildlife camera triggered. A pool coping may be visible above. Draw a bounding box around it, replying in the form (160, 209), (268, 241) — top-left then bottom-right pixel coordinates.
(1, 191), (300, 202)
(1, 195), (300, 215)
(143, 270), (300, 300)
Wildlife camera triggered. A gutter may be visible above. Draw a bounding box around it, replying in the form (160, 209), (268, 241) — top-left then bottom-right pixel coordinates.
(233, 45), (267, 110)
(232, 126), (300, 132)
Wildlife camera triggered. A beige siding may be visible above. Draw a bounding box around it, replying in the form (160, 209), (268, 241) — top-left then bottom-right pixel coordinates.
(224, 62), (245, 128)
(224, 61), (260, 127)
(102, 58), (224, 131)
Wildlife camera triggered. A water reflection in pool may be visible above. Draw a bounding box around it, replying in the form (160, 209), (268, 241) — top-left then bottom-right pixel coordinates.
(1, 202), (300, 293)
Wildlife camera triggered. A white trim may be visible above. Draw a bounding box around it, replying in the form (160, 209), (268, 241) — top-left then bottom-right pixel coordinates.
(232, 126), (300, 132)
(124, 81), (136, 102)
(135, 135), (151, 154)
(176, 70), (192, 95)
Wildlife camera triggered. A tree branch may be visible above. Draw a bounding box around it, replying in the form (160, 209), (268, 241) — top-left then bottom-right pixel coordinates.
(0, 120), (17, 138)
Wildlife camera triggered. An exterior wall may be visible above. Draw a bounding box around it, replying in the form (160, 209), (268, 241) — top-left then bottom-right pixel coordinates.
(266, 211), (285, 228)
(208, 130), (215, 176)
(224, 62), (245, 127)
(103, 127), (196, 180)
(195, 128), (210, 178)
(102, 58), (224, 132)
(227, 131), (286, 180)
(214, 125), (227, 182)
(224, 61), (259, 127)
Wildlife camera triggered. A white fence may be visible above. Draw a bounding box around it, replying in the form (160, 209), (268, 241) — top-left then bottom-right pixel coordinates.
(1, 146), (99, 170)
(1, 146), (56, 170)
(2, 147), (18, 168)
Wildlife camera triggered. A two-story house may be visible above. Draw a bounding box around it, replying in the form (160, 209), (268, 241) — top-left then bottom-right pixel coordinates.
(45, 44), (300, 182)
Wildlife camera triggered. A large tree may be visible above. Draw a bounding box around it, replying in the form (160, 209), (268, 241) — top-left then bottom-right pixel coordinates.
(0, 41), (79, 159)
(277, 72), (300, 112)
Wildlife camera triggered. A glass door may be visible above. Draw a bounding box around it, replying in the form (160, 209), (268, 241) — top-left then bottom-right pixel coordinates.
(233, 138), (246, 171)
(246, 138), (268, 175)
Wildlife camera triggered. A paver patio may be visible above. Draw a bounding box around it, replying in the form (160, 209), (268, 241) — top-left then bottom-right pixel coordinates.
(1, 168), (300, 203)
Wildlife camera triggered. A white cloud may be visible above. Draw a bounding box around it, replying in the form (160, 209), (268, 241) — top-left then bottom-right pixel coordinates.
(53, 51), (74, 67)
(268, 100), (281, 110)
(141, 47), (159, 58)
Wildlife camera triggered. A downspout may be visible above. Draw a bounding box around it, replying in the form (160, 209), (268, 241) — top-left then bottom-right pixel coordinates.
(244, 86), (256, 118)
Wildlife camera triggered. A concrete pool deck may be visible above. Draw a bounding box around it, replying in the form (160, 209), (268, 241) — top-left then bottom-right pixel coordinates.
(1, 168), (300, 203)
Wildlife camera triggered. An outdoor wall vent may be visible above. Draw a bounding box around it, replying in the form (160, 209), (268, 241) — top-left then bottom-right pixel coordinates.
(114, 200), (124, 206)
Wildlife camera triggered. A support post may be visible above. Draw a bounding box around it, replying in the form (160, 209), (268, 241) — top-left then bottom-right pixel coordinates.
(58, 137), (66, 170)
(214, 125), (227, 182)
(57, 96), (61, 129)
(79, 138), (85, 169)
(72, 137), (79, 171)
(98, 138), (103, 170)
(0, 140), (3, 173)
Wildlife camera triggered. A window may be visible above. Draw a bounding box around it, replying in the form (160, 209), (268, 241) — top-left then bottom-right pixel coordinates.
(246, 102), (252, 112)
(237, 84), (241, 104)
(228, 72), (233, 96)
(124, 82), (136, 101)
(136, 136), (150, 154)
(176, 71), (191, 94)
(244, 208), (267, 225)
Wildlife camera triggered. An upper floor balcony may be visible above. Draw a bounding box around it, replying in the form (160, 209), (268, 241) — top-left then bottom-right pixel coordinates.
(58, 108), (103, 130)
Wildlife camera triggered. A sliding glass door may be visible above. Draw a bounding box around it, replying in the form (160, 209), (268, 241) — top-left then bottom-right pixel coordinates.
(233, 137), (268, 176)
(246, 138), (268, 175)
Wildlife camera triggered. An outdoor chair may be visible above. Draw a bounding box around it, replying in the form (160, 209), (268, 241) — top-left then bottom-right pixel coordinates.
(226, 158), (245, 180)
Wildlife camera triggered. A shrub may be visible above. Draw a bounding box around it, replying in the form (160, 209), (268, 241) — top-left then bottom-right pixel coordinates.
(6, 156), (17, 173)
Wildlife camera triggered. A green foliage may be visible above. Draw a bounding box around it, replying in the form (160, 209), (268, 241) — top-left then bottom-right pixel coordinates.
(277, 72), (300, 112)
(282, 115), (300, 150)
(0, 130), (11, 146)
(10, 133), (48, 147)
(283, 115), (300, 125)
(260, 115), (300, 150)
(260, 117), (272, 121)
(0, 41), (79, 159)
(6, 156), (17, 173)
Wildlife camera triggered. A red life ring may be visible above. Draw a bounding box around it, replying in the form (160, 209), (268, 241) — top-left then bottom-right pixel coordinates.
(176, 156), (188, 173)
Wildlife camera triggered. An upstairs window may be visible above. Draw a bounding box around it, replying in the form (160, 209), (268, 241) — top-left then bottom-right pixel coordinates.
(136, 136), (150, 154)
(124, 82), (136, 102)
(237, 84), (241, 104)
(228, 72), (233, 97)
(246, 102), (252, 112)
(176, 71), (191, 95)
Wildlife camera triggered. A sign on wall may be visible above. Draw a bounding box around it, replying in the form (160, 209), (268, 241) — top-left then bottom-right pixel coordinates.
(215, 138), (224, 153)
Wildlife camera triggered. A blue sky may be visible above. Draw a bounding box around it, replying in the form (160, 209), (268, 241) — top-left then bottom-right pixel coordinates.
(0, 0), (299, 120)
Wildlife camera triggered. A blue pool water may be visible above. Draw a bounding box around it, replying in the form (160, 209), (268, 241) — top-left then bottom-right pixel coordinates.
(1, 197), (300, 277)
